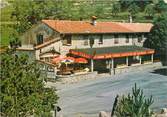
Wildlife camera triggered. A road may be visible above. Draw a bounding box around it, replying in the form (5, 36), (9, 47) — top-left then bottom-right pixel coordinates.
(55, 67), (167, 117)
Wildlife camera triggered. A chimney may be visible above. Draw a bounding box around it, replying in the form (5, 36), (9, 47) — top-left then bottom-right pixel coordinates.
(129, 14), (133, 23)
(91, 16), (97, 25)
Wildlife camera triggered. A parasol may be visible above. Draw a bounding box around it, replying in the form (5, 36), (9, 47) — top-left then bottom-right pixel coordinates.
(75, 58), (88, 64)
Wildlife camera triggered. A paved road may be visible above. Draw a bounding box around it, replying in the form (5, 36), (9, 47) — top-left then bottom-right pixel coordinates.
(55, 67), (167, 117)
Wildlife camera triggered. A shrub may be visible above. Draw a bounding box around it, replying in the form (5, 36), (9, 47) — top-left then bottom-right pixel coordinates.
(114, 83), (154, 117)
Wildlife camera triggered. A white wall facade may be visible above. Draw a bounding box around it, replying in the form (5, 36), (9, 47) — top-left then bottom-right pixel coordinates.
(71, 34), (133, 49)
(58, 33), (147, 56)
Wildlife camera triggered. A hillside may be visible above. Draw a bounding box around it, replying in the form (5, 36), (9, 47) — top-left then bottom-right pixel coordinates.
(1, 0), (166, 46)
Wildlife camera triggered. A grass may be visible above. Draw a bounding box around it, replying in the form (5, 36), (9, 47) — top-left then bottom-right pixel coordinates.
(0, 24), (15, 46)
(1, 2), (16, 46)
(1, 5), (15, 22)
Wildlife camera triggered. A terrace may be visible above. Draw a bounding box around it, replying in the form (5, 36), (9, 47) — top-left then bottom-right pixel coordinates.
(70, 45), (155, 74)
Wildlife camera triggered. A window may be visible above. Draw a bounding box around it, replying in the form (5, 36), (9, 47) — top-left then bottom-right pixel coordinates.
(89, 36), (94, 48)
(67, 37), (71, 45)
(36, 34), (43, 45)
(125, 34), (129, 43)
(63, 34), (72, 45)
(83, 35), (89, 45)
(114, 35), (119, 44)
(138, 34), (142, 43)
(99, 35), (103, 44)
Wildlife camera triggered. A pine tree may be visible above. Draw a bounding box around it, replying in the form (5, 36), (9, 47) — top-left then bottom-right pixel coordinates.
(115, 83), (154, 117)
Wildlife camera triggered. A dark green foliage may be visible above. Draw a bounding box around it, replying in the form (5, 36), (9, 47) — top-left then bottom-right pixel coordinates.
(128, 3), (140, 17)
(119, 0), (134, 11)
(119, 0), (152, 11)
(55, 0), (74, 20)
(94, 4), (105, 18)
(135, 0), (153, 11)
(115, 83), (154, 117)
(145, 4), (155, 17)
(112, 2), (121, 16)
(9, 34), (21, 50)
(11, 0), (59, 34)
(144, 12), (167, 54)
(155, 0), (167, 13)
(0, 50), (59, 117)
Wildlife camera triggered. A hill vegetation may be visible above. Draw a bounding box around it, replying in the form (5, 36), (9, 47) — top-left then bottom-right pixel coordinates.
(1, 0), (167, 46)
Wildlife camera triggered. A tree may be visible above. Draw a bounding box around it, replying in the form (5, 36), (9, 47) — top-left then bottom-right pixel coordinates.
(0, 50), (59, 117)
(11, 0), (33, 34)
(135, 0), (152, 11)
(119, 0), (134, 11)
(56, 0), (74, 20)
(111, 2), (121, 16)
(76, 2), (89, 20)
(145, 4), (155, 17)
(144, 12), (167, 56)
(155, 0), (167, 13)
(114, 83), (154, 117)
(128, 3), (140, 17)
(94, 4), (104, 18)
(11, 0), (59, 34)
(9, 34), (21, 50)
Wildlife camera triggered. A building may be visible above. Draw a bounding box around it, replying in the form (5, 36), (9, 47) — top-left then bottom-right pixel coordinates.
(17, 17), (154, 74)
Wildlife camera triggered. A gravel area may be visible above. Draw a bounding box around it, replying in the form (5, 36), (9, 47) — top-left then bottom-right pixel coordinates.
(46, 66), (167, 117)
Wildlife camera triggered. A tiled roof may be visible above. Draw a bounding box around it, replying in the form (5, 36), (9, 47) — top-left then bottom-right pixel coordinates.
(117, 23), (153, 33)
(42, 20), (153, 34)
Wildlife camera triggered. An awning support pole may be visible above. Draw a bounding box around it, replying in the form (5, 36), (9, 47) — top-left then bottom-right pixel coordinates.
(110, 58), (114, 75)
(126, 56), (129, 66)
(151, 54), (154, 63)
(109, 60), (111, 75)
(91, 59), (94, 72)
(140, 56), (142, 64)
(112, 58), (114, 69)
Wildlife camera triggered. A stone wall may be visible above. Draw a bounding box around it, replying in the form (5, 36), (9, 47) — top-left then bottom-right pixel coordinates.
(20, 23), (59, 46)
(57, 71), (98, 84)
(113, 62), (162, 75)
(50, 62), (162, 84)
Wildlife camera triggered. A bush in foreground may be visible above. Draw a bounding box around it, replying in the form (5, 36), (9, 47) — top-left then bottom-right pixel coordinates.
(114, 83), (154, 117)
(0, 50), (59, 117)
